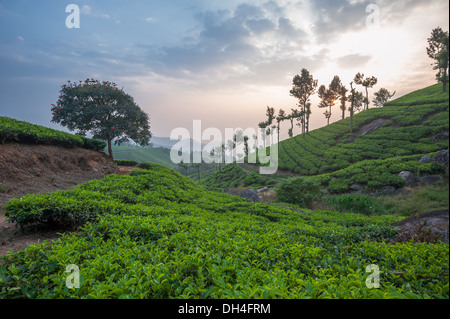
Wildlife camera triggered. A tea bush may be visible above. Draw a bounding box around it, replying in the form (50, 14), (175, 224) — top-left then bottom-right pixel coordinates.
(0, 116), (105, 151)
(275, 177), (323, 207)
(1, 164), (448, 299)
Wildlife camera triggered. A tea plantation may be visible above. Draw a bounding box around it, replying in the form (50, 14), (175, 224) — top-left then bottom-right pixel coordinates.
(1, 164), (448, 299)
(275, 84), (448, 175)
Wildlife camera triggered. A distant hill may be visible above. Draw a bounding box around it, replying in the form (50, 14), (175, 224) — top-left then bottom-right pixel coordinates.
(109, 145), (179, 170)
(150, 136), (204, 152)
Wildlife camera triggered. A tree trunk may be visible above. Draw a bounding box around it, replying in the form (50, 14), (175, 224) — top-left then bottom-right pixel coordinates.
(107, 138), (113, 160)
(350, 85), (355, 134)
(365, 86), (369, 110)
(306, 115), (310, 135)
(443, 67), (448, 92)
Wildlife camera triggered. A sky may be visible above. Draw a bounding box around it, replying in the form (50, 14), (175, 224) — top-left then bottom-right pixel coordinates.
(0, 0), (448, 142)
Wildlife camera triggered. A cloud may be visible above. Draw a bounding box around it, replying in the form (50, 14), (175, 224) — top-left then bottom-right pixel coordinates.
(335, 53), (372, 69)
(145, 2), (309, 88)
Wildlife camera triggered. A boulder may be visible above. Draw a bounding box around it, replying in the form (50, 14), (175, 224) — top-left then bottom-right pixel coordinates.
(419, 155), (431, 165)
(349, 184), (363, 192)
(432, 150), (449, 170)
(421, 175), (443, 185)
(239, 188), (262, 202)
(399, 171), (415, 185)
(224, 187), (261, 202)
(257, 187), (270, 193)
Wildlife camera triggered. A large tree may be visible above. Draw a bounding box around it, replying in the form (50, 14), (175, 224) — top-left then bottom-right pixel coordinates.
(290, 68), (318, 137)
(427, 27), (449, 92)
(354, 72), (378, 110)
(51, 79), (152, 160)
(318, 75), (342, 125)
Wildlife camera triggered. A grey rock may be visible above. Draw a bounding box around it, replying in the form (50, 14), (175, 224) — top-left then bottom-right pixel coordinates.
(394, 188), (409, 196)
(224, 187), (261, 202)
(421, 175), (443, 185)
(432, 132), (449, 142)
(239, 188), (262, 202)
(399, 171), (415, 185)
(419, 155), (431, 165)
(381, 186), (396, 195)
(432, 150), (449, 170)
(349, 184), (363, 191)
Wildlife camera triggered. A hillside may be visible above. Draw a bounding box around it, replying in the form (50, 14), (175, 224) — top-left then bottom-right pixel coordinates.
(1, 163), (448, 298)
(0, 119), (120, 256)
(275, 83), (448, 175)
(109, 145), (179, 170)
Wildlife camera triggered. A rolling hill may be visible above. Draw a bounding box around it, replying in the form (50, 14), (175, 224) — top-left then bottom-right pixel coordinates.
(275, 83), (448, 176)
(200, 84), (449, 194)
(109, 145), (179, 170)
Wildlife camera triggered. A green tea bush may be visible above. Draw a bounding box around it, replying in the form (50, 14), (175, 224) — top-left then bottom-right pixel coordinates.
(0, 116), (105, 151)
(0, 163), (448, 299)
(275, 177), (323, 207)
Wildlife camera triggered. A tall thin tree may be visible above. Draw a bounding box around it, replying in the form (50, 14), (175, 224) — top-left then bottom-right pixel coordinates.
(290, 69), (318, 138)
(354, 72), (378, 110)
(427, 27), (449, 92)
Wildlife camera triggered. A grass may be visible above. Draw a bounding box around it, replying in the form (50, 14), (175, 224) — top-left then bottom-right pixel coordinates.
(376, 184), (449, 217)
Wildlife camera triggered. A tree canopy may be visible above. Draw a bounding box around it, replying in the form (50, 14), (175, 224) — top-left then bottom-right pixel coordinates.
(51, 79), (152, 159)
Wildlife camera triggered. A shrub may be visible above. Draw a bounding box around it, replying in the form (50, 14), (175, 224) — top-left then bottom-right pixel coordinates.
(328, 194), (384, 215)
(327, 178), (352, 193)
(275, 177), (323, 208)
(115, 159), (138, 167)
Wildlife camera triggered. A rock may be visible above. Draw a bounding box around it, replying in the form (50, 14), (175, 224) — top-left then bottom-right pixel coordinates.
(394, 188), (409, 196)
(349, 184), (363, 192)
(370, 186), (397, 197)
(224, 187), (261, 202)
(419, 155), (431, 165)
(432, 150), (449, 170)
(432, 132), (449, 142)
(240, 188), (262, 203)
(390, 210), (449, 244)
(381, 186), (396, 195)
(421, 175), (443, 185)
(399, 171), (415, 185)
(257, 187), (269, 193)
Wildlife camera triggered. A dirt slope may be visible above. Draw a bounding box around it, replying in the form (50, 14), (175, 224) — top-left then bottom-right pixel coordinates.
(0, 143), (120, 256)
